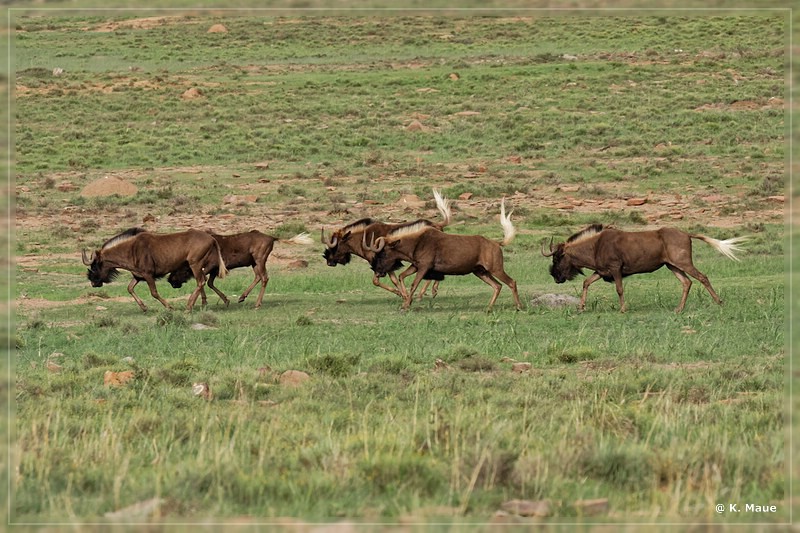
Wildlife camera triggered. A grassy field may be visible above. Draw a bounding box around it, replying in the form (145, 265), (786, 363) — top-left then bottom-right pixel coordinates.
(11, 9), (789, 528)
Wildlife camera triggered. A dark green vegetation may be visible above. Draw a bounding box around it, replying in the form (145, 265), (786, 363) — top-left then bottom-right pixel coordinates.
(13, 11), (787, 526)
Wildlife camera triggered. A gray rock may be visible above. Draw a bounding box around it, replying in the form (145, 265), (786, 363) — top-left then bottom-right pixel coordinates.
(529, 293), (580, 308)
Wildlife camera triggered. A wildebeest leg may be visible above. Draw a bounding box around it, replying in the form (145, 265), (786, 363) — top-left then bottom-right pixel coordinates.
(127, 277), (150, 312)
(206, 273), (230, 307)
(240, 265), (268, 308)
(474, 270), (503, 311)
(142, 277), (174, 311)
(613, 273), (626, 313)
(402, 269), (431, 310)
(372, 272), (404, 297)
(389, 272), (407, 298)
(398, 265), (418, 299)
(416, 280), (433, 301)
(680, 263), (723, 307)
(491, 269), (522, 310)
(580, 272), (602, 311)
(186, 264), (209, 311)
(666, 264), (692, 313)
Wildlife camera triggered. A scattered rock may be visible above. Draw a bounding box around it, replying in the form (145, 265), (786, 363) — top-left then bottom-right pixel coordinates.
(46, 361), (63, 373)
(207, 24), (228, 33)
(453, 111), (480, 116)
(223, 194), (258, 205)
(626, 197), (647, 206)
(181, 87), (203, 99)
(56, 181), (77, 192)
(511, 362), (531, 373)
(104, 370), (135, 387)
(105, 498), (164, 520)
(397, 194), (425, 209)
(52, 67), (64, 76)
(458, 192), (473, 200)
(574, 498), (609, 516)
(254, 161), (271, 170)
(507, 155), (522, 164)
(500, 499), (552, 517)
(448, 72), (460, 81)
(192, 382), (212, 400)
(286, 260), (309, 269)
(405, 120), (430, 132)
(434, 359), (450, 371)
(279, 370), (310, 387)
(81, 176), (138, 198)
(766, 195), (784, 203)
(191, 323), (216, 330)
(530, 294), (580, 308)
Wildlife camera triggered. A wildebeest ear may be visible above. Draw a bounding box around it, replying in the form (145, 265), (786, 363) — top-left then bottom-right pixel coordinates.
(342, 231), (351, 241)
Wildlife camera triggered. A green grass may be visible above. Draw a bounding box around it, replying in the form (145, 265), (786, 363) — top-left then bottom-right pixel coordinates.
(11, 11), (788, 527)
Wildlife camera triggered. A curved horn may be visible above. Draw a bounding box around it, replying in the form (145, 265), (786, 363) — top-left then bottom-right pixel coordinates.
(81, 249), (94, 266)
(320, 228), (337, 248)
(362, 232), (386, 253)
(320, 228), (332, 247)
(541, 238), (556, 257)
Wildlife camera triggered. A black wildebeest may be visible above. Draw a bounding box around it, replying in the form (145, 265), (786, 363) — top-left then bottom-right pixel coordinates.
(541, 224), (748, 313)
(366, 199), (522, 311)
(82, 228), (228, 312)
(321, 189), (451, 299)
(167, 230), (313, 308)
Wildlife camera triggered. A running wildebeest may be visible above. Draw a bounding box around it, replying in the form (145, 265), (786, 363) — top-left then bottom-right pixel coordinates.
(321, 189), (451, 299)
(167, 230), (313, 308)
(366, 199), (522, 311)
(541, 224), (748, 312)
(82, 227), (227, 312)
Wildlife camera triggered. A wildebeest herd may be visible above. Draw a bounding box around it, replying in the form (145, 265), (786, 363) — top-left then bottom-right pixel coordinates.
(81, 189), (748, 314)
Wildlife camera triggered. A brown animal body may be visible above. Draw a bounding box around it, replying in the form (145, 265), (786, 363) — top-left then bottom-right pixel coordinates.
(367, 199), (522, 311)
(168, 231), (312, 308)
(82, 228), (228, 312)
(321, 189), (451, 299)
(542, 224), (747, 312)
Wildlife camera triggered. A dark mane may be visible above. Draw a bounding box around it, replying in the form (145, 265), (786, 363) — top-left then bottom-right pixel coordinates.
(567, 224), (604, 244)
(386, 219), (435, 240)
(102, 227), (147, 250)
(339, 218), (376, 235)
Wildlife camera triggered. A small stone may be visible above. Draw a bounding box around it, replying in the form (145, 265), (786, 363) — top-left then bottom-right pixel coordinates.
(500, 499), (552, 517)
(279, 370), (310, 387)
(574, 498), (609, 516)
(511, 362), (531, 373)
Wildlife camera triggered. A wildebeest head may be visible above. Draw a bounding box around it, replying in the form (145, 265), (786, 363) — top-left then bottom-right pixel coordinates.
(167, 263), (194, 288)
(363, 235), (399, 276)
(82, 249), (120, 287)
(542, 239), (583, 283)
(321, 228), (353, 266)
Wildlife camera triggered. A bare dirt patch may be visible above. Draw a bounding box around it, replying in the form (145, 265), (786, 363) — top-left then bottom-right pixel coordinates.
(81, 176), (138, 198)
(91, 16), (200, 33)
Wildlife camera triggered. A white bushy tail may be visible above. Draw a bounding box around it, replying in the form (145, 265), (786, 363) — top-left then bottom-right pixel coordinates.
(432, 188), (452, 226)
(216, 247), (228, 278)
(695, 235), (748, 261)
(282, 232), (314, 245)
(499, 198), (516, 246)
